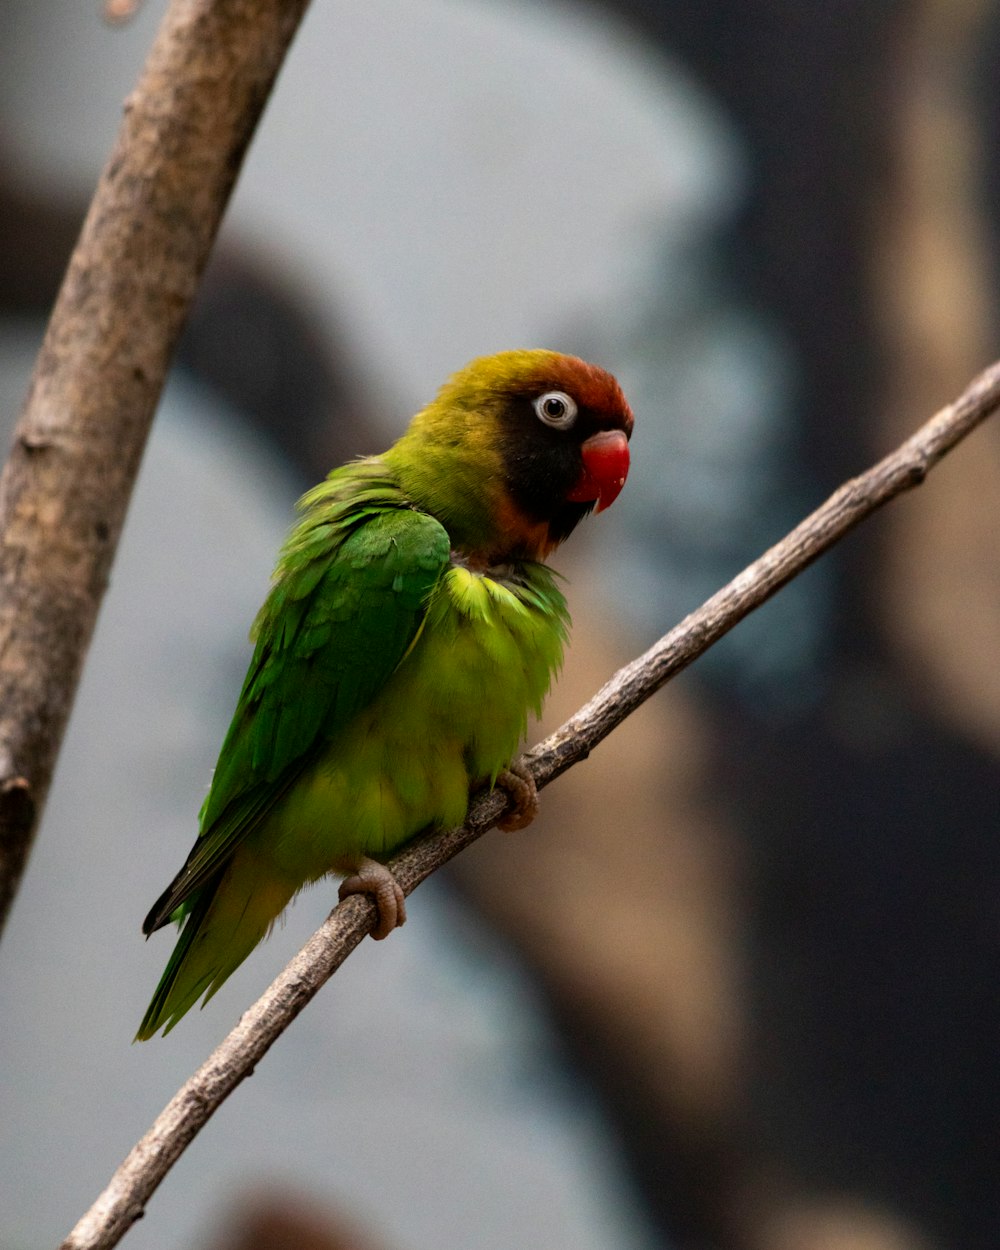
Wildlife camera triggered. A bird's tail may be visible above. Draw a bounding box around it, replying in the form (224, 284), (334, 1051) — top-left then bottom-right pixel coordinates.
(135, 854), (296, 1040)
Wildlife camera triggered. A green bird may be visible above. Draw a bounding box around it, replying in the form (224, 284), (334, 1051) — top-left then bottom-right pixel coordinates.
(137, 349), (633, 1039)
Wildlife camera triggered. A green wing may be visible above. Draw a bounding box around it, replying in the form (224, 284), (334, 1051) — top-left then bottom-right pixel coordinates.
(143, 477), (450, 933)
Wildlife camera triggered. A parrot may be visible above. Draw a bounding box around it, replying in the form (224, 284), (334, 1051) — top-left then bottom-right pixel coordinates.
(136, 349), (633, 1039)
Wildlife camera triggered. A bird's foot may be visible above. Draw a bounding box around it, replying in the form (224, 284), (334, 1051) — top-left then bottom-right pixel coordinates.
(495, 761), (539, 832)
(338, 857), (407, 939)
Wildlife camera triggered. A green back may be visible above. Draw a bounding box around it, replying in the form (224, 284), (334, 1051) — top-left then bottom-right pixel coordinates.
(144, 459), (449, 929)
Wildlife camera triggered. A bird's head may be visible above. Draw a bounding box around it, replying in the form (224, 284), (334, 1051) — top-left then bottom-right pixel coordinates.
(386, 350), (634, 564)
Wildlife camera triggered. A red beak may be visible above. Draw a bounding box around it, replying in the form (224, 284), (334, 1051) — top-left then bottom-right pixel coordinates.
(566, 429), (630, 513)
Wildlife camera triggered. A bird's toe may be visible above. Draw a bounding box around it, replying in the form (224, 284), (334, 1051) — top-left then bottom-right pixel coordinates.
(339, 857), (407, 938)
(495, 761), (539, 832)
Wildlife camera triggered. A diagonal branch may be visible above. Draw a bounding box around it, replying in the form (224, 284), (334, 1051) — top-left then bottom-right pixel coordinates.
(60, 358), (1000, 1250)
(0, 0), (311, 942)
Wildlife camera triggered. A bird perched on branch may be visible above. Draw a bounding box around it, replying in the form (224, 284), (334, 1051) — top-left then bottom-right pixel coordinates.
(137, 349), (633, 1038)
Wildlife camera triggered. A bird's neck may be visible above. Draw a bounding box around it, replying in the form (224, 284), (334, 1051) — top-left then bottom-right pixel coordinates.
(384, 416), (556, 566)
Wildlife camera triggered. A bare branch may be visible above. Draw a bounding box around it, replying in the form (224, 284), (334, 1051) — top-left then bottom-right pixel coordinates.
(60, 358), (1000, 1250)
(0, 0), (311, 940)
(525, 358), (1000, 789)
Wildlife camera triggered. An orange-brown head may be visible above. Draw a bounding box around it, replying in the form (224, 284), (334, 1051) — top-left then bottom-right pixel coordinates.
(385, 350), (634, 563)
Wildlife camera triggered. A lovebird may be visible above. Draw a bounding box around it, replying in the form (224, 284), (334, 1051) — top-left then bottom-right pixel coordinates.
(137, 350), (633, 1038)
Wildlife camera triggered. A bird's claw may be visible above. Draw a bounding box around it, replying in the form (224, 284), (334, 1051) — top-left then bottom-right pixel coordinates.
(495, 762), (539, 832)
(339, 857), (407, 939)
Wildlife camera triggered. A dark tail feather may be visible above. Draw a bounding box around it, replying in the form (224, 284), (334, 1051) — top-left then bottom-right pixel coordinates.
(136, 854), (297, 1041)
(142, 879), (183, 936)
(135, 885), (217, 1040)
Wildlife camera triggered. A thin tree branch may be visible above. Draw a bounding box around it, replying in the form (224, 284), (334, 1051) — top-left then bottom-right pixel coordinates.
(0, 0), (311, 940)
(60, 359), (1000, 1250)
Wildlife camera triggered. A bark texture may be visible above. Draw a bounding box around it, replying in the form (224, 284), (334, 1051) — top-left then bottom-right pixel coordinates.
(0, 0), (311, 935)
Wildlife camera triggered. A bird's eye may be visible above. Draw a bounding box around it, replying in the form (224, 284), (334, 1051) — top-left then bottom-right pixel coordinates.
(533, 390), (578, 430)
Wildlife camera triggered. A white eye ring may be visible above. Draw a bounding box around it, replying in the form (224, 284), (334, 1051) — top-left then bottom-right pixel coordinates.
(533, 390), (578, 429)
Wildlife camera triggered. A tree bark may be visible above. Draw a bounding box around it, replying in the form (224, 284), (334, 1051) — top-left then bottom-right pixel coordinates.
(0, 0), (311, 937)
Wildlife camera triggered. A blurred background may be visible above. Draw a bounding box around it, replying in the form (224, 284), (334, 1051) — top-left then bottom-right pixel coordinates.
(1, 1), (999, 1248)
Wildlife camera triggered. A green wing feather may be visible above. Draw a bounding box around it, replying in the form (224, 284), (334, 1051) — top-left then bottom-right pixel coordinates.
(142, 462), (450, 935)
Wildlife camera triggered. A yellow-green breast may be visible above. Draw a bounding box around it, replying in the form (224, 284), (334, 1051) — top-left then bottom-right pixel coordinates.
(257, 559), (568, 882)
